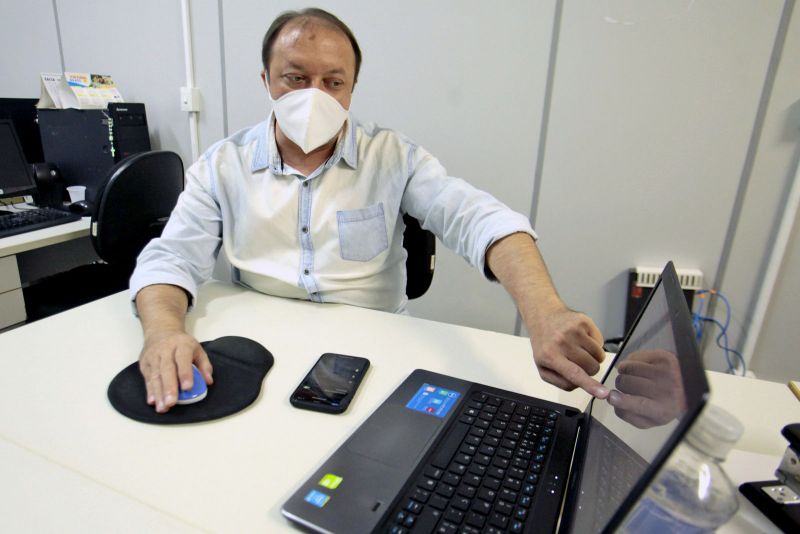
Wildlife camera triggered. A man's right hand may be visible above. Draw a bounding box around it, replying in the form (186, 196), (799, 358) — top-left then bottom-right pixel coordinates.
(134, 284), (213, 413)
(138, 330), (213, 413)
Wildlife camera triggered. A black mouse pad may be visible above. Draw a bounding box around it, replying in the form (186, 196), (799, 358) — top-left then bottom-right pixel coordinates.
(108, 336), (274, 424)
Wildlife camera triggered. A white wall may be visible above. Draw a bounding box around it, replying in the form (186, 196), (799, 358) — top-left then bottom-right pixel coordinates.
(0, 0), (62, 96)
(1, 0), (798, 382)
(534, 0), (786, 373)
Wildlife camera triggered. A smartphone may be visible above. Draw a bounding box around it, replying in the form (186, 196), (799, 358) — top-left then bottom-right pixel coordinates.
(289, 353), (370, 414)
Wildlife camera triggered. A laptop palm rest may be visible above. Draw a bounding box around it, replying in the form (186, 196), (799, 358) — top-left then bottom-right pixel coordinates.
(282, 370), (466, 533)
(346, 404), (440, 468)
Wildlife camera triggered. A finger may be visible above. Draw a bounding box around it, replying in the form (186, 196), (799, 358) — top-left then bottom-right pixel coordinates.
(632, 349), (675, 365)
(174, 342), (196, 391)
(614, 373), (654, 397)
(139, 360), (156, 406)
(147, 372), (165, 412)
(539, 367), (577, 391)
(194, 345), (214, 385)
(613, 407), (657, 429)
(608, 389), (665, 423)
(546, 356), (609, 399)
(159, 353), (179, 410)
(563, 346), (602, 377)
(580, 316), (606, 363)
(617, 359), (659, 379)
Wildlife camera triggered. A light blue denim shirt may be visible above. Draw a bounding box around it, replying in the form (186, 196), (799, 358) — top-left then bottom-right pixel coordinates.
(130, 114), (536, 313)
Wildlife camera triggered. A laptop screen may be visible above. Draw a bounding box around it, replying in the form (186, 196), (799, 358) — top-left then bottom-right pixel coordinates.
(564, 263), (709, 533)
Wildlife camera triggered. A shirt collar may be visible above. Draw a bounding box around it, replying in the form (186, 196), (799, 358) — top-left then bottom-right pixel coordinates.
(252, 112), (358, 174)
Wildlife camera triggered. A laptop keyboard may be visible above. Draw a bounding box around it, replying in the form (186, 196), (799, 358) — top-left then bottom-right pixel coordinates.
(384, 390), (559, 534)
(0, 207), (82, 239)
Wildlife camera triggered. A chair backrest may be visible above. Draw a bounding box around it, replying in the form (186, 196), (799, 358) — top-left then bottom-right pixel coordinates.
(91, 150), (184, 272)
(402, 214), (436, 299)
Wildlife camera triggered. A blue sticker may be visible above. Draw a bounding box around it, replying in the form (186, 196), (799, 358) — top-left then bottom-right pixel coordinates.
(304, 489), (330, 508)
(406, 383), (461, 418)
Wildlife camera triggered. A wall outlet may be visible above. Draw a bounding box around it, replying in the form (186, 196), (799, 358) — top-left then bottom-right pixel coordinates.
(180, 87), (201, 112)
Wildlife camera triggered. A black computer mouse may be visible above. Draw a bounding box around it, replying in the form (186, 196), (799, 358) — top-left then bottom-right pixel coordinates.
(68, 200), (92, 215)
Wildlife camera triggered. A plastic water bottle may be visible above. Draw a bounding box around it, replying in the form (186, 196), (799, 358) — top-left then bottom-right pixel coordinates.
(619, 404), (744, 533)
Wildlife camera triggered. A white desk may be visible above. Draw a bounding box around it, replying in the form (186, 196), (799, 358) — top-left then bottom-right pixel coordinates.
(0, 218), (91, 328)
(0, 281), (797, 532)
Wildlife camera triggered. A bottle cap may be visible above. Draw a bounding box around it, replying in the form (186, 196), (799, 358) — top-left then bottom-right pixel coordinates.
(686, 404), (744, 459)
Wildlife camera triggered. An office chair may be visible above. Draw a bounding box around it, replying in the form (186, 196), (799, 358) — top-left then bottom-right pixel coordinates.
(402, 214), (436, 299)
(23, 151), (184, 322)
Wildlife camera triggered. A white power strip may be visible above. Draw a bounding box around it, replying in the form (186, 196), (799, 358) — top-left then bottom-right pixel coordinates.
(632, 266), (704, 290)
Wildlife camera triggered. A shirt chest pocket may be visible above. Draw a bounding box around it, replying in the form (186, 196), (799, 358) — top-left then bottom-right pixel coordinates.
(336, 203), (389, 262)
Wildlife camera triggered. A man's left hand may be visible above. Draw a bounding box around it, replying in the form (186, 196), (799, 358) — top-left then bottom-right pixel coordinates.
(528, 306), (609, 399)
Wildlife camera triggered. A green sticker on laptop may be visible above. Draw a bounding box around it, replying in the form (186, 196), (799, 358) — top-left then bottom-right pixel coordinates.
(319, 473), (343, 489)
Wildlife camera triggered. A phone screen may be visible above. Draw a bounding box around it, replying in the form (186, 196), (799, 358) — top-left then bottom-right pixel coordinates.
(290, 353), (369, 413)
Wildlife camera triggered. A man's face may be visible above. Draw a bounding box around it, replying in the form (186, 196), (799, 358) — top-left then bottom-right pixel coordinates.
(262, 21), (356, 110)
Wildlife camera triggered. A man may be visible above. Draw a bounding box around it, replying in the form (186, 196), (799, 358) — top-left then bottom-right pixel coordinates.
(131, 8), (609, 413)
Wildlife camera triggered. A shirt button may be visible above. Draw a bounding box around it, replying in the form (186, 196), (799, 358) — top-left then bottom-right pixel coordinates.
(302, 182), (309, 187)
(302, 226), (308, 233)
(304, 269), (309, 275)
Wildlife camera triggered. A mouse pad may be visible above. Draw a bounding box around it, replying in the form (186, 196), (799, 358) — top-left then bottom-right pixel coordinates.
(108, 336), (274, 424)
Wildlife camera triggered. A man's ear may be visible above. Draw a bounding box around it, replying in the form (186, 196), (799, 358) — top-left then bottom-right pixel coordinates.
(260, 70), (269, 86)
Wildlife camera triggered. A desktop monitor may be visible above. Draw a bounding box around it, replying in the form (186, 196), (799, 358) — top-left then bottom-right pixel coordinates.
(0, 119), (38, 200)
(0, 98), (44, 164)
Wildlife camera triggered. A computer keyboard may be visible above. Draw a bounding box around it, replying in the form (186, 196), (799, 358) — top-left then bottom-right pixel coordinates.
(383, 391), (559, 534)
(0, 207), (83, 239)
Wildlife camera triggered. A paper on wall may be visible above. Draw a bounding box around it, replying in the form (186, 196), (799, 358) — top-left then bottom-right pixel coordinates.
(37, 72), (124, 109)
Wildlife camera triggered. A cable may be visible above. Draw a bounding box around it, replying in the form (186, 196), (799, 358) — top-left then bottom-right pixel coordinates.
(692, 289), (746, 376)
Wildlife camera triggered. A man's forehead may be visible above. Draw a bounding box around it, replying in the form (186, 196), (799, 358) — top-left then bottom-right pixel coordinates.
(275, 18), (351, 53)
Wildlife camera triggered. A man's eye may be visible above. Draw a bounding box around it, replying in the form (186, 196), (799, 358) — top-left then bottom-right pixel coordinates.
(327, 79), (344, 89)
(286, 75), (305, 83)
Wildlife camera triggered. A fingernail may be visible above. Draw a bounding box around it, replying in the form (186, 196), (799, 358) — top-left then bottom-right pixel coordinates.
(181, 380), (192, 390)
(156, 400), (164, 411)
(596, 386), (610, 399)
(147, 395), (154, 405)
(608, 390), (620, 405)
(164, 394), (175, 405)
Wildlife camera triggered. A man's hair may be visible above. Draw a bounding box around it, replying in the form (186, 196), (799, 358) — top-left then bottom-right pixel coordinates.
(261, 8), (362, 85)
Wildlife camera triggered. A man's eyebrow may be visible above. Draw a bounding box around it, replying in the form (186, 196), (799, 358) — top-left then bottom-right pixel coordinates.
(282, 63), (346, 76)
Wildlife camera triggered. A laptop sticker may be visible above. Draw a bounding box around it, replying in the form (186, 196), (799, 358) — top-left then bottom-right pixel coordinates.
(405, 383), (461, 418)
(304, 489), (331, 508)
(319, 473), (343, 490)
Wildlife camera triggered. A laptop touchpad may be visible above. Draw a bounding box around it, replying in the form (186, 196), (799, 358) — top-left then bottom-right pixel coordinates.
(346, 404), (442, 469)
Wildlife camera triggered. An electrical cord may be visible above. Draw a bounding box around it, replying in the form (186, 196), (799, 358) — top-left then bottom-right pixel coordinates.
(692, 290), (746, 376)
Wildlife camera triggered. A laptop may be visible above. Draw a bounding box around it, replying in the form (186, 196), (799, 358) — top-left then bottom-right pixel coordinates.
(282, 262), (710, 533)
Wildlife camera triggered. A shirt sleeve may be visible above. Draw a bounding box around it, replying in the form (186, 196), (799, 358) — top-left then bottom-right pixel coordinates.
(128, 155), (224, 311)
(400, 146), (537, 281)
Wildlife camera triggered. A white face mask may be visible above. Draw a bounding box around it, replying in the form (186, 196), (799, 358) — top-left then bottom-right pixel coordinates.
(270, 88), (349, 154)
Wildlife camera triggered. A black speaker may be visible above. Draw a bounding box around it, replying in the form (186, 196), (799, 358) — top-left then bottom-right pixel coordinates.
(31, 162), (65, 209)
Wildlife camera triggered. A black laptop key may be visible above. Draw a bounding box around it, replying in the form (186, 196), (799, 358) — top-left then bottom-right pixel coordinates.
(465, 511), (486, 528)
(471, 499), (492, 515)
(411, 507), (443, 533)
(489, 512), (509, 529)
(494, 499), (514, 516)
(443, 507), (464, 524)
(431, 422), (470, 469)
